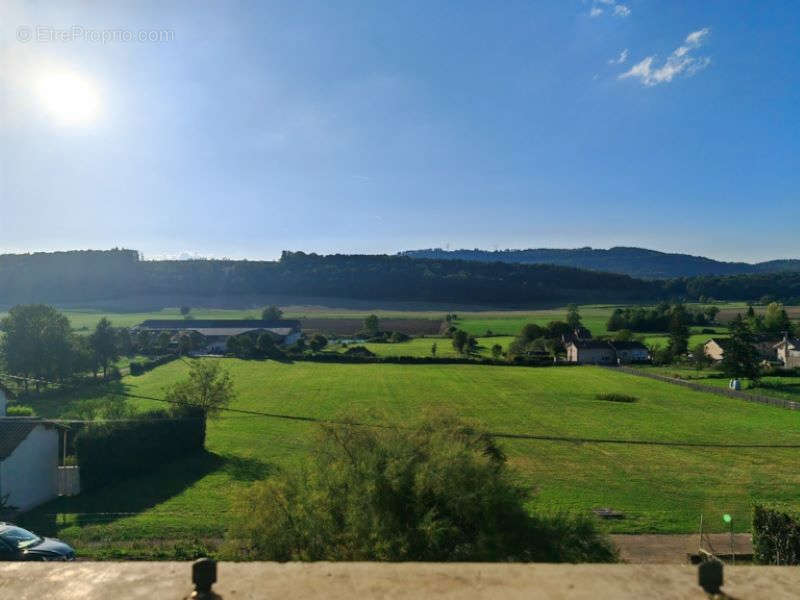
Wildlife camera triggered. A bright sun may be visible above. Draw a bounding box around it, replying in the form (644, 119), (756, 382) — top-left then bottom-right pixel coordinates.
(36, 70), (101, 125)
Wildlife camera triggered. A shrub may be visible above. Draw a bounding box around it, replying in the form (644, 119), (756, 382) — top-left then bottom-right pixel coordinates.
(595, 393), (638, 403)
(75, 406), (205, 490)
(6, 404), (35, 416)
(389, 331), (410, 343)
(225, 414), (616, 563)
(753, 504), (800, 565)
(343, 345), (376, 357)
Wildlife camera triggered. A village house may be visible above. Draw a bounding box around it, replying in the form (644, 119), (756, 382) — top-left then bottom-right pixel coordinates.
(565, 340), (650, 365)
(774, 334), (800, 368)
(704, 336), (781, 363)
(133, 319), (302, 353)
(0, 418), (64, 512)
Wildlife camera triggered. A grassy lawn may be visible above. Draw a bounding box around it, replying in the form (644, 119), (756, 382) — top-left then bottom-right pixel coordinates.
(19, 359), (800, 558)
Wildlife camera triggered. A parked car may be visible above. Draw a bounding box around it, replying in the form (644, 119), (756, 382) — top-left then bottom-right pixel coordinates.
(0, 523), (76, 561)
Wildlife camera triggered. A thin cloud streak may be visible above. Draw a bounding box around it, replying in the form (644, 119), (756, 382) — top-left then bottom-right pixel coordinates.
(619, 28), (712, 86)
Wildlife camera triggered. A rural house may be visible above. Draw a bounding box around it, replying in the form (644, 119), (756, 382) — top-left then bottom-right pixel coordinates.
(704, 336), (780, 363)
(134, 319), (302, 353)
(565, 340), (649, 365)
(774, 334), (800, 368)
(0, 418), (65, 512)
(609, 341), (651, 363)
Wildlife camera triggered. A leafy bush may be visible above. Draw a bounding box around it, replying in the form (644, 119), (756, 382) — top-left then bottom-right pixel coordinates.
(595, 393), (638, 403)
(6, 404), (35, 416)
(753, 504), (800, 565)
(343, 345), (376, 357)
(226, 414), (616, 563)
(75, 406), (205, 490)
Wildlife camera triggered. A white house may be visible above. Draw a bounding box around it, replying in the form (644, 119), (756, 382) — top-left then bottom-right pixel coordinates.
(774, 334), (800, 369)
(0, 418), (62, 512)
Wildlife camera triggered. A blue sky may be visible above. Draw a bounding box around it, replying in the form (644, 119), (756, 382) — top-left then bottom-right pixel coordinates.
(2, 1), (798, 262)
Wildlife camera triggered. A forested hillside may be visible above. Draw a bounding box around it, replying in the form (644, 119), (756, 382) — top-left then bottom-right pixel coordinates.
(2, 249), (800, 307)
(401, 247), (800, 279)
(0, 249), (656, 306)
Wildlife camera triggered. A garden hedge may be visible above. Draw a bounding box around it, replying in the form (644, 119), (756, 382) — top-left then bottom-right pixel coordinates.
(75, 406), (205, 490)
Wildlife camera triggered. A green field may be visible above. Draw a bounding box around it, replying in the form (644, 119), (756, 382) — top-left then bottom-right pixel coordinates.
(19, 359), (800, 558)
(334, 336), (515, 358)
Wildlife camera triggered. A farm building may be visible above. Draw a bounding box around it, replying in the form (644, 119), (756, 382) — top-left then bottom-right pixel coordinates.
(704, 337), (780, 363)
(0, 418), (66, 512)
(774, 334), (800, 368)
(133, 319), (302, 352)
(565, 340), (649, 365)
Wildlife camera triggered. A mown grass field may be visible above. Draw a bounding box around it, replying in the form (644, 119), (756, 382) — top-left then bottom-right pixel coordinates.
(19, 359), (800, 558)
(334, 336), (515, 358)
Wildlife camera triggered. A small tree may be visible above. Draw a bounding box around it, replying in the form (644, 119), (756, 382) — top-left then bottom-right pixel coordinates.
(90, 318), (120, 379)
(764, 302), (792, 333)
(262, 305), (283, 321)
(364, 314), (380, 337)
(667, 305), (690, 357)
(164, 360), (236, 443)
(721, 315), (761, 381)
(491, 344), (503, 359)
(690, 343), (712, 371)
(451, 330), (469, 354)
(566, 304), (582, 329)
(180, 305), (191, 317)
(257, 333), (277, 356)
(309, 334), (328, 352)
(430, 342), (437, 356)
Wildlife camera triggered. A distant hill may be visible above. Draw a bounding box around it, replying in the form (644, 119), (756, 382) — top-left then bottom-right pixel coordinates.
(2, 249), (800, 308)
(400, 247), (800, 279)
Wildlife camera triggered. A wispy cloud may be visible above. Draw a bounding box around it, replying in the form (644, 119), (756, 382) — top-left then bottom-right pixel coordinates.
(588, 0), (630, 18)
(613, 4), (631, 17)
(619, 28), (712, 86)
(609, 48), (629, 65)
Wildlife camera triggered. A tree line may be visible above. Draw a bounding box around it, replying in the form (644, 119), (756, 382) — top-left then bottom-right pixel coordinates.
(0, 305), (171, 389)
(3, 249), (800, 306)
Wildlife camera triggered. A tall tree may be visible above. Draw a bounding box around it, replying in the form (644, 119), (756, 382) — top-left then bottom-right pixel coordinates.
(164, 360), (236, 443)
(721, 315), (761, 381)
(764, 302), (792, 333)
(89, 317), (120, 379)
(667, 304), (690, 356)
(0, 305), (74, 387)
(364, 314), (380, 336)
(566, 304), (582, 329)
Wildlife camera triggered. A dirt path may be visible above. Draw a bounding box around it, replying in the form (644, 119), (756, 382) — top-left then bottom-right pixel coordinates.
(612, 534), (753, 564)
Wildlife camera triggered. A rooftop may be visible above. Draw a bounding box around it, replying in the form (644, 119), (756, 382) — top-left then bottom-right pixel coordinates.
(0, 418), (64, 460)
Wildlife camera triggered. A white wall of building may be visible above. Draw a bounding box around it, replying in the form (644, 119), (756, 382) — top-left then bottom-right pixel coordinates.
(0, 425), (59, 512)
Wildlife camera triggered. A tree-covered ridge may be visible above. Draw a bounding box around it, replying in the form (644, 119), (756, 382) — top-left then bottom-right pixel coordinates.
(401, 247), (800, 279)
(0, 249), (658, 305)
(2, 248), (800, 306)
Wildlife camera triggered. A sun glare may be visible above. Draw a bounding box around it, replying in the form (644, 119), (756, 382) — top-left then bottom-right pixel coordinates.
(36, 70), (101, 125)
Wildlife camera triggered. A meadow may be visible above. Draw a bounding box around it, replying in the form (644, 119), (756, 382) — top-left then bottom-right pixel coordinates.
(20, 358), (800, 558)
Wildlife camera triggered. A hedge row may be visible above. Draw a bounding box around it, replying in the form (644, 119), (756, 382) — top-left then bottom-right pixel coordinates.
(752, 504), (800, 565)
(75, 406), (205, 490)
(129, 354), (178, 375)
